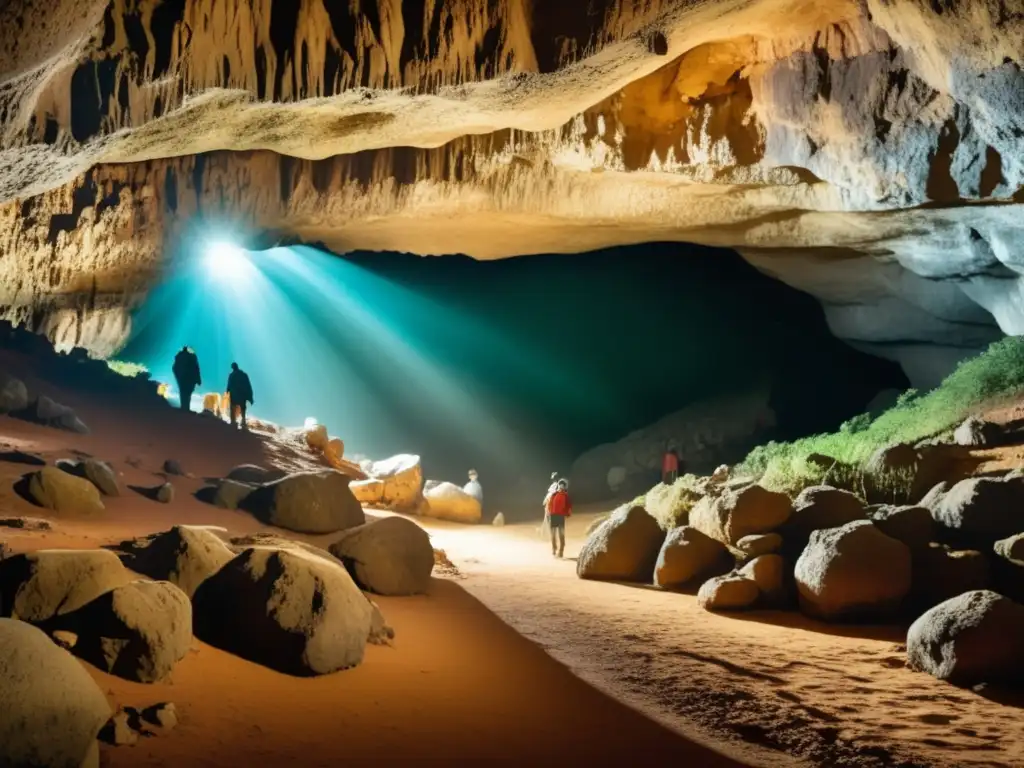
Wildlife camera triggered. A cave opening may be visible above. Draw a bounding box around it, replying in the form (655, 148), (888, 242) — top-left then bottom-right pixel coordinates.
(119, 240), (907, 509)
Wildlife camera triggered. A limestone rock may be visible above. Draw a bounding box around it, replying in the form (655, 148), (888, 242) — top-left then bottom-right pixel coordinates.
(359, 454), (424, 511)
(129, 526), (236, 598)
(795, 520), (911, 621)
(577, 504), (664, 583)
(329, 516), (434, 596)
(421, 482), (482, 524)
(783, 486), (865, 554)
(0, 373), (29, 413)
(194, 547), (372, 676)
(911, 543), (991, 611)
(65, 580), (192, 683)
(33, 395), (89, 433)
(225, 464), (286, 485)
(0, 618), (111, 768)
(934, 476), (1024, 549)
(907, 591), (1024, 686)
(26, 466), (105, 516)
(697, 575), (760, 612)
(213, 479), (255, 510)
(156, 482), (174, 504)
(653, 526), (729, 589)
(56, 457), (120, 497)
(735, 533), (783, 558)
(305, 423), (330, 452)
(243, 470), (365, 534)
(739, 554), (787, 605)
(689, 484), (792, 546)
(869, 505), (934, 550)
(143, 702), (178, 730)
(100, 708), (138, 746)
(0, 549), (131, 622)
(994, 533), (1024, 562)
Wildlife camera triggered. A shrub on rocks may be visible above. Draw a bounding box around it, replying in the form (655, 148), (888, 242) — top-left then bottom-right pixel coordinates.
(689, 484), (791, 546)
(0, 618), (111, 768)
(421, 482), (482, 524)
(653, 526), (729, 589)
(910, 543), (991, 611)
(26, 466), (105, 516)
(795, 520), (911, 620)
(697, 575), (760, 611)
(0, 549), (131, 622)
(129, 526), (236, 598)
(869, 505), (934, 550)
(329, 516), (434, 596)
(194, 547), (372, 676)
(243, 470), (364, 534)
(577, 504), (664, 583)
(64, 580), (192, 683)
(645, 478), (704, 529)
(934, 476), (1024, 548)
(56, 458), (120, 497)
(907, 590), (1024, 686)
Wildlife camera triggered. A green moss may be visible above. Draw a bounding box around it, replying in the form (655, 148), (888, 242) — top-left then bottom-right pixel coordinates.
(107, 359), (149, 378)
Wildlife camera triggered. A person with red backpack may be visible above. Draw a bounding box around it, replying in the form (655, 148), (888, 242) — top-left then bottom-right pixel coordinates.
(545, 478), (572, 558)
(662, 440), (680, 485)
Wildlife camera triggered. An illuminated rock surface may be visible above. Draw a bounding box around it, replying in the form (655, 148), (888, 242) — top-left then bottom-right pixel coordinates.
(0, 1), (1022, 382)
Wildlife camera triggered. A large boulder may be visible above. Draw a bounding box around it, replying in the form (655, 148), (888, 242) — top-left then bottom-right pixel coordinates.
(128, 526), (236, 598)
(934, 476), (1024, 548)
(33, 396), (89, 434)
(738, 554), (787, 605)
(0, 618), (111, 768)
(782, 486), (865, 555)
(577, 504), (664, 583)
(865, 443), (964, 504)
(56, 458), (120, 497)
(868, 505), (934, 550)
(644, 480), (702, 529)
(911, 543), (991, 611)
(328, 516), (434, 596)
(62, 580), (192, 684)
(420, 482), (482, 524)
(689, 484), (791, 546)
(26, 466), (105, 516)
(697, 574), (760, 611)
(907, 591), (1024, 686)
(0, 549), (131, 622)
(653, 526), (729, 589)
(795, 520), (911, 620)
(242, 470), (364, 534)
(193, 547), (372, 676)
(356, 454), (423, 511)
(0, 373), (29, 413)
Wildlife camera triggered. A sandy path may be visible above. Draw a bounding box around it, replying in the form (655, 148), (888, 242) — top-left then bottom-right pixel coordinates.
(425, 515), (1024, 768)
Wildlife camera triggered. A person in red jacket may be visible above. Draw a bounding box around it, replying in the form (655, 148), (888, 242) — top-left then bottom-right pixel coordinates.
(546, 478), (572, 558)
(662, 441), (680, 485)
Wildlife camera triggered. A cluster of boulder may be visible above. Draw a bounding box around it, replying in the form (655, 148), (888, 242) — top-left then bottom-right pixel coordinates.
(578, 457), (1024, 689)
(1, 371), (89, 434)
(0, 510), (436, 764)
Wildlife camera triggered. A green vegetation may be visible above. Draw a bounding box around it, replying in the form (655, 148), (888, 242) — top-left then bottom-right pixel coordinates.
(106, 359), (149, 378)
(738, 336), (1024, 496)
(644, 473), (705, 529)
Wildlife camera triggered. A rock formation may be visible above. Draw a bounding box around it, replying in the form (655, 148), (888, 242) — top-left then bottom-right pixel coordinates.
(0, 1), (1021, 379)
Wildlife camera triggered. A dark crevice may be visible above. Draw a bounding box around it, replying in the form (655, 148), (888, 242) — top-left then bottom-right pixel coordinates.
(69, 58), (118, 142)
(151, 0), (185, 78)
(925, 116), (961, 202)
(979, 145), (1005, 198)
(268, 1), (301, 99)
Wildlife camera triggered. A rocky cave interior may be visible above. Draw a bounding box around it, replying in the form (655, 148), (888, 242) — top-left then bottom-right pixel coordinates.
(1, 0), (1022, 504)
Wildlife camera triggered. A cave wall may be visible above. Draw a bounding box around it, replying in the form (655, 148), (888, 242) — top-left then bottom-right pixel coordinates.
(1, 0), (1023, 384)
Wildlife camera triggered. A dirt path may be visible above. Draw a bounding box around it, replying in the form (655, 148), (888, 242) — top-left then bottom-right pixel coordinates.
(423, 513), (1024, 768)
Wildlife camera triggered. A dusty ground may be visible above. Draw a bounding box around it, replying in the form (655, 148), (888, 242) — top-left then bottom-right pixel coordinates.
(2, 361), (1023, 767)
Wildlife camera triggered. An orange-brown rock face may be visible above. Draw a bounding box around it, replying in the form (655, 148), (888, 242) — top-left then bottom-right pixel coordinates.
(0, 0), (1021, 384)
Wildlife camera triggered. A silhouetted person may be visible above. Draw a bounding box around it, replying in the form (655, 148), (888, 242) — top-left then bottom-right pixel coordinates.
(545, 478), (572, 558)
(226, 362), (253, 430)
(662, 440), (680, 485)
(172, 346), (201, 412)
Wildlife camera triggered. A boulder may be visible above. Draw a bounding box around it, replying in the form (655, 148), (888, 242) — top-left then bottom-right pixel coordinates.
(225, 464), (286, 485)
(919, 481), (949, 512)
(213, 479), (255, 509)
(305, 423), (330, 452)
(129, 526), (236, 598)
(782, 485), (865, 554)
(193, 547), (372, 676)
(697, 575), (760, 611)
(911, 543), (991, 611)
(328, 516), (434, 596)
(735, 532), (783, 558)
(26, 466), (105, 516)
(34, 395), (89, 433)
(492, 512), (505, 526)
(162, 459), (185, 476)
(869, 505), (934, 550)
(360, 454), (423, 511)
(995, 533), (1024, 562)
(0, 549), (131, 622)
(421, 482), (482, 524)
(992, 539), (1024, 604)
(56, 458), (120, 497)
(653, 526), (729, 589)
(0, 618), (111, 768)
(934, 476), (1024, 548)
(739, 554), (787, 605)
(865, 443), (963, 503)
(0, 373), (29, 413)
(144, 702), (178, 730)
(350, 479), (386, 506)
(795, 520), (911, 620)
(242, 470), (365, 534)
(689, 484), (791, 546)
(62, 580), (191, 683)
(156, 482), (174, 503)
(101, 708), (138, 746)
(645, 480), (703, 529)
(907, 591), (1024, 686)
(577, 504), (664, 583)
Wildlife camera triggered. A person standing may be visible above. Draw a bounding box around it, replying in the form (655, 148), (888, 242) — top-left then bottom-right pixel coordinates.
(662, 440), (680, 485)
(226, 362), (254, 430)
(171, 346), (201, 412)
(545, 478), (572, 558)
